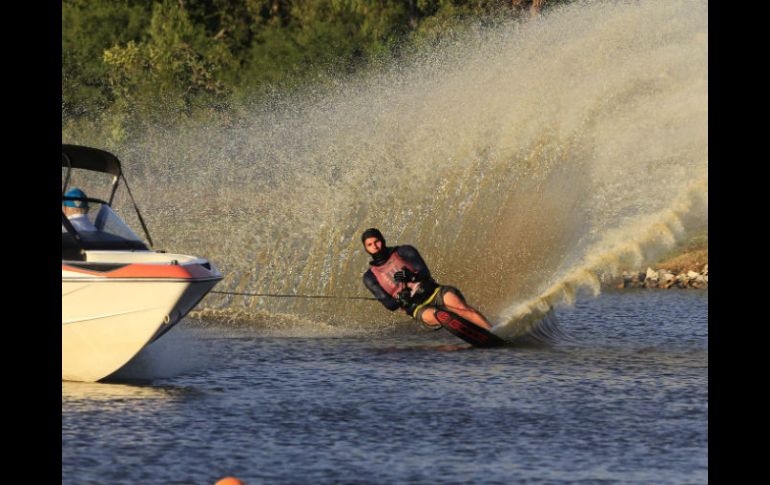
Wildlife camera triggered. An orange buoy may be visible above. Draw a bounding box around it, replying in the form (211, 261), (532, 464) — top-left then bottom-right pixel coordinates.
(215, 477), (244, 485)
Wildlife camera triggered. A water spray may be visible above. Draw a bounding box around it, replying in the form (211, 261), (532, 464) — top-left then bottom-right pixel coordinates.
(66, 0), (707, 339)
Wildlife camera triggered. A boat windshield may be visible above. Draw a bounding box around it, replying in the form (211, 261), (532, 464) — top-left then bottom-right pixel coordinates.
(62, 201), (147, 249)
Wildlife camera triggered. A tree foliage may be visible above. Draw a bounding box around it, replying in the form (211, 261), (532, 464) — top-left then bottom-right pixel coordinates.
(63, 0), (564, 142)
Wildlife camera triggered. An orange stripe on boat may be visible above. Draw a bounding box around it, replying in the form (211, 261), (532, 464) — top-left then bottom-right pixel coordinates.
(62, 263), (212, 279)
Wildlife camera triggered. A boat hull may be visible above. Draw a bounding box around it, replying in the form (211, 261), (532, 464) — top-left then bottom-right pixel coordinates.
(62, 277), (219, 382)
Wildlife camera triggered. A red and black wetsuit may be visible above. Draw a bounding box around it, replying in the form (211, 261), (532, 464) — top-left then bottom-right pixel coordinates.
(362, 245), (438, 311)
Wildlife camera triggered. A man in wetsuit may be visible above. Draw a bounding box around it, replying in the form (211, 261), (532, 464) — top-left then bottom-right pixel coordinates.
(361, 228), (492, 330)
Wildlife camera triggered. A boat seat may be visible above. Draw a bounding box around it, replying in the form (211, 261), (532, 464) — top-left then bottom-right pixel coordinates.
(94, 204), (109, 230)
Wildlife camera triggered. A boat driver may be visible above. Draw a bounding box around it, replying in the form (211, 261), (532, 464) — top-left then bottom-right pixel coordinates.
(63, 187), (98, 233)
(360, 228), (492, 330)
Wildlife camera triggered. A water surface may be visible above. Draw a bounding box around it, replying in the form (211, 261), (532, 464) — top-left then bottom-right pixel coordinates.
(62, 290), (707, 484)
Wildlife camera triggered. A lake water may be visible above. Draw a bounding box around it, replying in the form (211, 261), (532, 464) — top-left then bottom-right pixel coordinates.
(62, 289), (707, 484)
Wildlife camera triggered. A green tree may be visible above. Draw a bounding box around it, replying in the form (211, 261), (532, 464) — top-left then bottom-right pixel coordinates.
(238, 0), (409, 97)
(62, 0), (151, 118)
(63, 0), (569, 142)
(101, 0), (235, 140)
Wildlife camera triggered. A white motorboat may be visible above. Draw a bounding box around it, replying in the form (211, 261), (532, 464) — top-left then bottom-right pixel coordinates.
(62, 144), (223, 382)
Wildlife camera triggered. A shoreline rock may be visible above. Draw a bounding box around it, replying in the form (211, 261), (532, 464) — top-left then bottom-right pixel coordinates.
(610, 264), (708, 289)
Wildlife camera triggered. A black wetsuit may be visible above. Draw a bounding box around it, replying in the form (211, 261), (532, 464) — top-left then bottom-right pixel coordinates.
(362, 245), (439, 311)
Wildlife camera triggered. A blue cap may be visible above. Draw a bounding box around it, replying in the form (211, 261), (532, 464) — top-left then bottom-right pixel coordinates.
(63, 188), (89, 209)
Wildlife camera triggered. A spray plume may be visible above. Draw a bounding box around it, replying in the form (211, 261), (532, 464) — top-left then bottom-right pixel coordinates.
(65, 0), (707, 338)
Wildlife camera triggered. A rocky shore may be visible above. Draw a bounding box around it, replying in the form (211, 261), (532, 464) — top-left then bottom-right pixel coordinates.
(612, 264), (708, 289)
(602, 246), (708, 289)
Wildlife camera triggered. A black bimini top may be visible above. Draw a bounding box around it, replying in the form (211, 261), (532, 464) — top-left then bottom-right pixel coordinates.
(62, 144), (122, 176)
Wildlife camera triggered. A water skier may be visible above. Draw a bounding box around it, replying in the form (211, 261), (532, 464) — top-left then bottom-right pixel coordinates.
(360, 228), (492, 331)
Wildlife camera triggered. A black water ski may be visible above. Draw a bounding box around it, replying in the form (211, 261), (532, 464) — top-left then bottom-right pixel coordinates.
(435, 309), (506, 348)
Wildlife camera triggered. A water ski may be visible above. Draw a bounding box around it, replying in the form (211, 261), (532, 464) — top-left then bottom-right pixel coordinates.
(435, 309), (506, 348)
